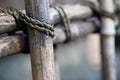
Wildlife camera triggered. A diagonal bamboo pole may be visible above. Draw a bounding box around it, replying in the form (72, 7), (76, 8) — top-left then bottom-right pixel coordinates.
(100, 0), (116, 80)
(24, 0), (55, 80)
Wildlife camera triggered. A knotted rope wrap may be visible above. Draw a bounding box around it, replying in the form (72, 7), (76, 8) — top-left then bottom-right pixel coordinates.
(0, 8), (54, 37)
(99, 10), (115, 20)
(51, 3), (72, 42)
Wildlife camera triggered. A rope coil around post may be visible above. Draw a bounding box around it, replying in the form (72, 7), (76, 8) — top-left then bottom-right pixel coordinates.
(0, 8), (54, 37)
(51, 3), (72, 42)
(99, 10), (115, 20)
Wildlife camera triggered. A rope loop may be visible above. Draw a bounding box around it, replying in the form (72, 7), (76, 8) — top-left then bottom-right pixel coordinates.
(51, 3), (72, 43)
(0, 8), (54, 37)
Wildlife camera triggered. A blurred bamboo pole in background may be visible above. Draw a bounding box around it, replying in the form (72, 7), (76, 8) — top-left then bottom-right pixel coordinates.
(100, 0), (116, 80)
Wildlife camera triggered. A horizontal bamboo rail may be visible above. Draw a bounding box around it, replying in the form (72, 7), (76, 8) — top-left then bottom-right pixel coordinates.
(0, 4), (92, 34)
(0, 21), (95, 58)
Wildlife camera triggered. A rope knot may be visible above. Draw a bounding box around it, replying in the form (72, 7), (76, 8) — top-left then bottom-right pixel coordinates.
(0, 8), (54, 37)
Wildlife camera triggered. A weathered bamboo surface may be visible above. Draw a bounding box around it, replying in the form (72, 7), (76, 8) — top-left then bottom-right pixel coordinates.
(54, 21), (95, 43)
(0, 0), (119, 80)
(0, 22), (95, 58)
(0, 4), (92, 34)
(100, 0), (116, 80)
(0, 34), (27, 57)
(25, 0), (55, 80)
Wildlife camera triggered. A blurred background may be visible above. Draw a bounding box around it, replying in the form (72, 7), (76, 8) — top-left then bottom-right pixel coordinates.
(0, 0), (120, 80)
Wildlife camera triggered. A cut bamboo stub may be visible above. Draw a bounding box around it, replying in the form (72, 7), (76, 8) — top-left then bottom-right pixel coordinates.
(0, 22), (95, 58)
(0, 4), (92, 34)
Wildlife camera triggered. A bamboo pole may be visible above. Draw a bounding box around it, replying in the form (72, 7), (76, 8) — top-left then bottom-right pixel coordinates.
(0, 34), (28, 57)
(0, 4), (92, 34)
(50, 4), (92, 24)
(24, 0), (55, 80)
(0, 22), (95, 58)
(49, 0), (61, 79)
(100, 0), (116, 80)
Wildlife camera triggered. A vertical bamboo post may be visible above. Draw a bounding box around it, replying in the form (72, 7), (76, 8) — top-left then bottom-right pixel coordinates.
(100, 0), (116, 80)
(49, 0), (61, 80)
(24, 0), (55, 80)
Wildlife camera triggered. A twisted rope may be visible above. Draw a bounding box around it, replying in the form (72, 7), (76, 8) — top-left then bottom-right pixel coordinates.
(51, 3), (72, 42)
(0, 8), (54, 37)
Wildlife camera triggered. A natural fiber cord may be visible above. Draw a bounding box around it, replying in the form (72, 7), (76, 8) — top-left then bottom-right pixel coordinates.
(51, 3), (72, 42)
(0, 8), (54, 37)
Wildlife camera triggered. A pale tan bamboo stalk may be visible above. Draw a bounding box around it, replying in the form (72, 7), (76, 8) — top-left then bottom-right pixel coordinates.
(100, 0), (116, 80)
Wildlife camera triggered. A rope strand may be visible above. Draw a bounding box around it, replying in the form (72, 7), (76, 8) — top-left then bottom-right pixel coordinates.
(0, 8), (54, 37)
(51, 3), (72, 42)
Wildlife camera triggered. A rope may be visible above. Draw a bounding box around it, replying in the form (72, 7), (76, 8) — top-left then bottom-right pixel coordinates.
(82, 1), (115, 20)
(0, 8), (54, 37)
(99, 10), (115, 20)
(51, 3), (72, 42)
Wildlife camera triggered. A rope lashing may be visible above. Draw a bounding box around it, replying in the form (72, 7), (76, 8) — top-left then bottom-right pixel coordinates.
(51, 3), (72, 42)
(83, 1), (115, 20)
(0, 8), (54, 37)
(99, 10), (115, 20)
